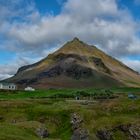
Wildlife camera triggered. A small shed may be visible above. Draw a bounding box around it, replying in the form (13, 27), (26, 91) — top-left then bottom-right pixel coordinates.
(0, 83), (17, 90)
(25, 87), (35, 91)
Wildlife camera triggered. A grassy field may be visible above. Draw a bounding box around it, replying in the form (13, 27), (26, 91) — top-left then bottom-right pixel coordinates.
(0, 88), (139, 140)
(0, 87), (140, 100)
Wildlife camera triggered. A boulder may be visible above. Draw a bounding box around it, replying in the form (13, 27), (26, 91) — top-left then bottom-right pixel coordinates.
(36, 127), (49, 138)
(71, 129), (89, 140)
(96, 129), (113, 140)
(71, 113), (89, 140)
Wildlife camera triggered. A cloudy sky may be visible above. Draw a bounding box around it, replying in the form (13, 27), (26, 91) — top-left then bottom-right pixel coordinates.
(0, 0), (140, 80)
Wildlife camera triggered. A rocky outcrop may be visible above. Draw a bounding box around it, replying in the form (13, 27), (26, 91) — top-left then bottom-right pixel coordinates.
(116, 124), (140, 140)
(39, 63), (93, 80)
(53, 53), (88, 62)
(36, 127), (49, 139)
(71, 113), (89, 140)
(65, 64), (92, 79)
(96, 124), (140, 140)
(90, 57), (111, 74)
(39, 65), (63, 78)
(96, 129), (113, 140)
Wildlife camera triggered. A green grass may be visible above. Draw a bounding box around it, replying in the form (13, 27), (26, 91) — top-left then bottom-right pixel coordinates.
(0, 123), (38, 140)
(0, 87), (140, 100)
(0, 87), (139, 139)
(0, 99), (72, 140)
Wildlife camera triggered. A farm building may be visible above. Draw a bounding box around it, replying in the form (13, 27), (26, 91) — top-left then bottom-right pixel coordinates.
(0, 83), (17, 90)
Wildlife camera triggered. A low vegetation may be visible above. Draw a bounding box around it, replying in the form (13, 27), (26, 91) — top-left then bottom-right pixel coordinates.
(0, 87), (139, 140)
(0, 87), (140, 100)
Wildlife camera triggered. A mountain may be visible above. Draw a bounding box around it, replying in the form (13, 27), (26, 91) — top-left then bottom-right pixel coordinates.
(5, 37), (140, 89)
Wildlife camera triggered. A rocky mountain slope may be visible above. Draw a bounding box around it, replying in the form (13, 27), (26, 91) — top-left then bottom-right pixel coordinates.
(5, 37), (140, 89)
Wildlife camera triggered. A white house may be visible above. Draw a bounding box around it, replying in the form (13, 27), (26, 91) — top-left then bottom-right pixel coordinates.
(25, 87), (35, 91)
(0, 83), (17, 90)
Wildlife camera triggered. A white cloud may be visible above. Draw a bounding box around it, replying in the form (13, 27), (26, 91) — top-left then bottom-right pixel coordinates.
(63, 0), (119, 19)
(7, 0), (140, 57)
(0, 74), (13, 81)
(0, 64), (18, 80)
(128, 38), (140, 54)
(1, 0), (140, 80)
(0, 56), (41, 80)
(121, 58), (140, 73)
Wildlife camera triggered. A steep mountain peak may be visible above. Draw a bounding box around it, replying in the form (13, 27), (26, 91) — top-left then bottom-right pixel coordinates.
(66, 37), (85, 47)
(71, 37), (81, 42)
(54, 37), (95, 56)
(4, 38), (140, 88)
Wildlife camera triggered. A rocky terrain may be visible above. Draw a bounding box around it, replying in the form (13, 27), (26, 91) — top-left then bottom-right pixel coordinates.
(96, 124), (140, 140)
(71, 113), (89, 140)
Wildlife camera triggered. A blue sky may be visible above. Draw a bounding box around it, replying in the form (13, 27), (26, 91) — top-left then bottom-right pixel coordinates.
(119, 0), (140, 20)
(0, 0), (140, 79)
(35, 0), (66, 15)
